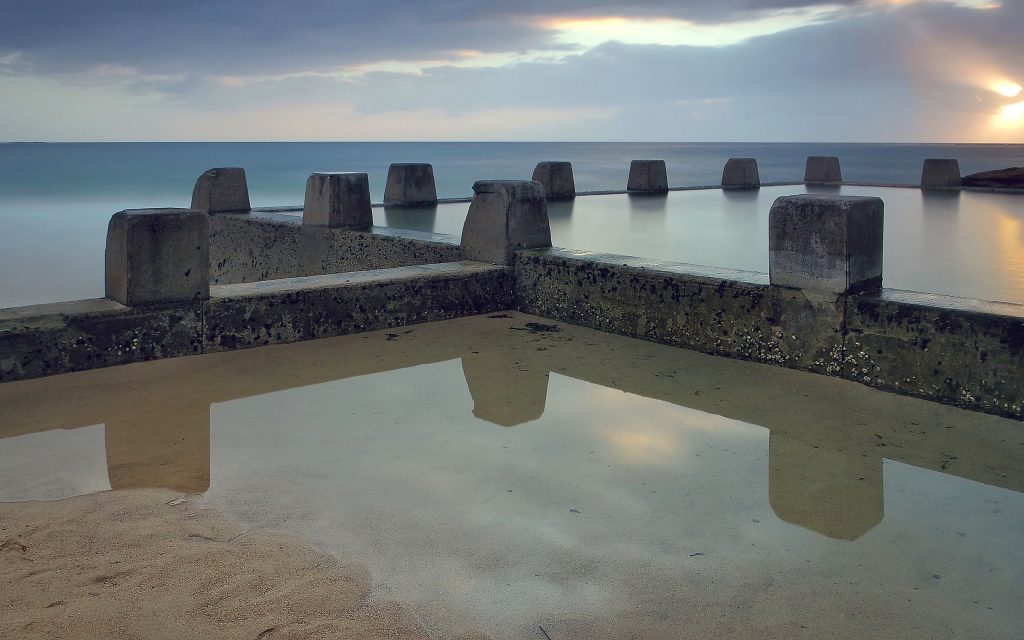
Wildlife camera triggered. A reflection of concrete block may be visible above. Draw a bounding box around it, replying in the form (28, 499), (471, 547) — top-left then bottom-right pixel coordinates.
(461, 180), (551, 265)
(461, 355), (549, 427)
(921, 159), (961, 189)
(721, 158), (760, 189)
(105, 208), (210, 305)
(532, 161), (576, 200)
(384, 163), (437, 206)
(627, 160), (668, 193)
(769, 195), (883, 295)
(303, 172), (372, 229)
(804, 156), (842, 183)
(768, 433), (883, 540)
(191, 167), (251, 213)
(106, 401), (211, 494)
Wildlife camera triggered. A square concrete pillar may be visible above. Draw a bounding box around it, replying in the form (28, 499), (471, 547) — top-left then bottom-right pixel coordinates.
(461, 180), (551, 265)
(722, 158), (760, 189)
(804, 156), (843, 183)
(532, 161), (576, 200)
(921, 159), (961, 189)
(190, 167), (251, 213)
(303, 172), (373, 229)
(627, 160), (668, 193)
(105, 208), (210, 306)
(384, 163), (438, 206)
(769, 195), (883, 295)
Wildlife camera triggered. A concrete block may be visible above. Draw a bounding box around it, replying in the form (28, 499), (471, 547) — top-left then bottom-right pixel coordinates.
(190, 167), (250, 213)
(721, 158), (760, 189)
(105, 208), (210, 306)
(921, 159), (961, 189)
(384, 163), (437, 206)
(769, 195), (883, 295)
(627, 160), (669, 193)
(303, 172), (373, 229)
(532, 161), (576, 200)
(804, 156), (843, 183)
(461, 180), (551, 265)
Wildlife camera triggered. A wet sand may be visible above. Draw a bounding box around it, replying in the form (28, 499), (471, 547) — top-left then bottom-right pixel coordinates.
(0, 488), (490, 640)
(2, 312), (1022, 639)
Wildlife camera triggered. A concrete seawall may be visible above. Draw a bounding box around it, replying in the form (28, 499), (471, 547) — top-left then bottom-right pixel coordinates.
(514, 248), (1023, 418)
(2, 170), (1022, 421)
(1, 262), (512, 381)
(209, 212), (461, 284)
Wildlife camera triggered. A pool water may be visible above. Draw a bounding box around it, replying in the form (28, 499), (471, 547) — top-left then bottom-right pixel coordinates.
(379, 185), (1024, 305)
(2, 313), (1021, 639)
(1, 186), (1022, 308)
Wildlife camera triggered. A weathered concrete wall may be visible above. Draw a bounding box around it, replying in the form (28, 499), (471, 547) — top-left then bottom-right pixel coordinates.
(515, 249), (843, 374)
(205, 262), (513, 351)
(513, 248), (1024, 418)
(847, 290), (1023, 417)
(0, 298), (203, 382)
(1, 262), (511, 383)
(208, 212), (462, 284)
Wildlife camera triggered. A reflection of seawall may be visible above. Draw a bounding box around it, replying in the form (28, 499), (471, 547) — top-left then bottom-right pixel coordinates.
(2, 315), (1019, 540)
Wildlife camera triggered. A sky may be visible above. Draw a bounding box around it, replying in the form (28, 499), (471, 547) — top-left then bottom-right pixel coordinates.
(0, 0), (1022, 142)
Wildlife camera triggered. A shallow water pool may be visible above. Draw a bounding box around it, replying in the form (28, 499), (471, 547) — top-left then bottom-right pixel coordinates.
(2, 313), (1021, 639)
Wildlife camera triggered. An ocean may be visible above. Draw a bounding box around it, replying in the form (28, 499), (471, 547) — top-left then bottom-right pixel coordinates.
(1, 142), (1022, 307)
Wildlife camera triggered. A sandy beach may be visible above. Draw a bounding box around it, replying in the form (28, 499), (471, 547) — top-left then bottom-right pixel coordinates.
(0, 488), (489, 640)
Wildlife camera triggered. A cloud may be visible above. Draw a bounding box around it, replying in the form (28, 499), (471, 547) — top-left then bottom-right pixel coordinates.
(0, 0), (981, 77)
(0, 0), (1020, 141)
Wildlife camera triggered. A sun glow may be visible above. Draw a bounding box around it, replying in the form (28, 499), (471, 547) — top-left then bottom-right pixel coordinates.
(993, 81), (1023, 98)
(995, 101), (1024, 128)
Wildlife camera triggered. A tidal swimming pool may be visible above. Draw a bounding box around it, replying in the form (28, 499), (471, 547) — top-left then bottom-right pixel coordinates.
(380, 186), (1024, 305)
(2, 313), (1021, 639)
(1, 185), (1022, 308)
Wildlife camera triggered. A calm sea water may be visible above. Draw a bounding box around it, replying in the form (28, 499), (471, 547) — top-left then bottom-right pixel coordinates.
(1, 142), (1022, 307)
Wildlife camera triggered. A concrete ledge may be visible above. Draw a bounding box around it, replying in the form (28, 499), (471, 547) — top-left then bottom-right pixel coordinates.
(0, 299), (203, 382)
(847, 290), (1023, 417)
(515, 248), (842, 374)
(1, 262), (512, 382)
(205, 261), (513, 351)
(209, 213), (462, 284)
(513, 248), (1024, 418)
